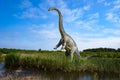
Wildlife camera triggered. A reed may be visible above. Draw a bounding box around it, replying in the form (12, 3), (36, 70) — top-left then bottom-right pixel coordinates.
(5, 53), (20, 68)
(5, 52), (120, 74)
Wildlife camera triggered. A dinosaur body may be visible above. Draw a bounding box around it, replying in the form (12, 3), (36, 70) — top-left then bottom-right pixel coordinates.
(48, 7), (80, 60)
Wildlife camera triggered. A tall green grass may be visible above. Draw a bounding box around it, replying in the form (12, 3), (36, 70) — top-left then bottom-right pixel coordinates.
(5, 53), (20, 68)
(0, 53), (6, 62)
(5, 52), (120, 74)
(81, 51), (120, 58)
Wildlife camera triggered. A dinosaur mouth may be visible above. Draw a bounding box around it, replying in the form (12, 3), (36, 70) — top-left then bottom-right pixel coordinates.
(48, 8), (53, 11)
(48, 8), (51, 11)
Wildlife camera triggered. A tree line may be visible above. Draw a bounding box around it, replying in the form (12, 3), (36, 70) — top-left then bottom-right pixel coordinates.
(0, 48), (62, 54)
(0, 47), (120, 54)
(83, 48), (120, 52)
(0, 48), (38, 54)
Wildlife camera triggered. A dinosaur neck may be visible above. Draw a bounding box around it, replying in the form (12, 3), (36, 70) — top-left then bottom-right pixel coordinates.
(54, 8), (66, 38)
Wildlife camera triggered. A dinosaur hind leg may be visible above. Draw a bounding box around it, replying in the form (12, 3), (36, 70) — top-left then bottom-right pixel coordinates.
(65, 50), (70, 56)
(70, 47), (76, 61)
(75, 48), (80, 57)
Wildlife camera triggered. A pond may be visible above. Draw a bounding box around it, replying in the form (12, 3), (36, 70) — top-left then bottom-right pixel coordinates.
(0, 63), (120, 80)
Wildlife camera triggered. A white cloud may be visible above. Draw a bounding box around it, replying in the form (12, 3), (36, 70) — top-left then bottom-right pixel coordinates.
(83, 5), (90, 11)
(26, 23), (60, 50)
(102, 28), (120, 36)
(87, 13), (99, 20)
(113, 0), (120, 5)
(113, 5), (120, 10)
(75, 19), (98, 31)
(105, 0), (120, 23)
(97, 0), (105, 3)
(71, 33), (120, 50)
(34, 29), (59, 39)
(20, 0), (32, 9)
(106, 12), (120, 23)
(97, 0), (111, 6)
(63, 8), (83, 22)
(15, 0), (48, 19)
(30, 23), (59, 39)
(20, 7), (41, 18)
(110, 0), (120, 13)
(47, 0), (91, 22)
(47, 0), (67, 9)
(104, 2), (111, 6)
(17, 0), (91, 22)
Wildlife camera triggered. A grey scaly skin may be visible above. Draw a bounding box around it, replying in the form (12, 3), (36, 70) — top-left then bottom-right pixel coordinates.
(48, 7), (80, 61)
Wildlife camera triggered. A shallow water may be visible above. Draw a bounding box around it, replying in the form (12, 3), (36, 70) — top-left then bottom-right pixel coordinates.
(0, 63), (120, 80)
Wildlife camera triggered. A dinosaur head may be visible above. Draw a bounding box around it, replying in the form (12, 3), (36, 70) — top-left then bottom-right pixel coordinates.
(48, 7), (56, 11)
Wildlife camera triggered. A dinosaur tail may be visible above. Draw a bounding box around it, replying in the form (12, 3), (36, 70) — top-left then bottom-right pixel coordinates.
(86, 55), (101, 59)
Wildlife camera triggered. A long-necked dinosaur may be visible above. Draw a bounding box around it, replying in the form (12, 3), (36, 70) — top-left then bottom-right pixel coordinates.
(48, 7), (80, 61)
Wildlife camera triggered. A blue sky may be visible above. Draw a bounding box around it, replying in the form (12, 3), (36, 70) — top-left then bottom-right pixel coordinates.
(0, 0), (120, 50)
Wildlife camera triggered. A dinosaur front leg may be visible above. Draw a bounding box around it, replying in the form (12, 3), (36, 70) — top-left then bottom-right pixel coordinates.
(54, 39), (62, 49)
(61, 42), (66, 50)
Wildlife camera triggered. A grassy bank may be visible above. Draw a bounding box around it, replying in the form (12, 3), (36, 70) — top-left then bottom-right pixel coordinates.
(5, 52), (120, 74)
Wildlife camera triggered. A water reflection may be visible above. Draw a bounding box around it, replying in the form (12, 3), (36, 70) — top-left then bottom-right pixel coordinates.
(0, 63), (120, 80)
(0, 63), (4, 70)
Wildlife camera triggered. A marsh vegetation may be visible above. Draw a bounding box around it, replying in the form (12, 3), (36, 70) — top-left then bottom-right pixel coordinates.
(1, 48), (119, 74)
